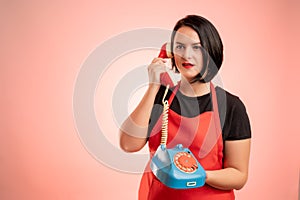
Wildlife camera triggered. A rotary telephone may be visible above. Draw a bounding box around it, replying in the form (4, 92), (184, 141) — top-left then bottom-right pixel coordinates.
(150, 45), (206, 189)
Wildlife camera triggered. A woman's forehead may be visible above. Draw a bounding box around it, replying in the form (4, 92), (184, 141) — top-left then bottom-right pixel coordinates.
(174, 26), (200, 44)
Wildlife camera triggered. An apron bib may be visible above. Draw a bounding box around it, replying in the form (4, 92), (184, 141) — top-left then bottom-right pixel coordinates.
(139, 83), (234, 200)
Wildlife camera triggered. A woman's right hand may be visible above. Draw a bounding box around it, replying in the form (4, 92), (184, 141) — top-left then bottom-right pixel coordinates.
(147, 57), (168, 85)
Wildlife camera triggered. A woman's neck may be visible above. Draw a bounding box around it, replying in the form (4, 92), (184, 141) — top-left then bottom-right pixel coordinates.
(179, 79), (210, 97)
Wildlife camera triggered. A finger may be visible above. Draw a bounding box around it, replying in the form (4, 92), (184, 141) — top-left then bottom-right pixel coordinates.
(152, 57), (167, 64)
(147, 64), (166, 73)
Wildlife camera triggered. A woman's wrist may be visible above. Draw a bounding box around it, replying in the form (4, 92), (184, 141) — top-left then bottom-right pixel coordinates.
(205, 170), (209, 182)
(148, 83), (160, 93)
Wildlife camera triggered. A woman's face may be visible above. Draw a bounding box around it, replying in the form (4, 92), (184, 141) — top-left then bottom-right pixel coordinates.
(173, 26), (203, 81)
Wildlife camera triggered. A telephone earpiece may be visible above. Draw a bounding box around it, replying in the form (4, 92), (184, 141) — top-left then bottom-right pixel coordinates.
(158, 43), (172, 59)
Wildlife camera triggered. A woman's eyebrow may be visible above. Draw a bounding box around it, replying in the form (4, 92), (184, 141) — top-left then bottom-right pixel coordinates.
(175, 42), (201, 45)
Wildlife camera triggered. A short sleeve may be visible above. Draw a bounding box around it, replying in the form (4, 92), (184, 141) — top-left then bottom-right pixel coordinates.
(222, 94), (252, 141)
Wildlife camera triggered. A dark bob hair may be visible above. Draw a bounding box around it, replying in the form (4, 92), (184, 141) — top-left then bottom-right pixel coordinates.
(170, 15), (223, 83)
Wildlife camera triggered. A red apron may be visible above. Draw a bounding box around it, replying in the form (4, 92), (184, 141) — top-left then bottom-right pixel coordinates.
(138, 83), (234, 200)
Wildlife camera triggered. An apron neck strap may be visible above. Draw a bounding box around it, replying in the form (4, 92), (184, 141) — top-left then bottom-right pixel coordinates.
(166, 84), (179, 105)
(210, 82), (222, 134)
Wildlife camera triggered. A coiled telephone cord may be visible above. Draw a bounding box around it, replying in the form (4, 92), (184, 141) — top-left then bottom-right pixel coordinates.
(161, 84), (170, 145)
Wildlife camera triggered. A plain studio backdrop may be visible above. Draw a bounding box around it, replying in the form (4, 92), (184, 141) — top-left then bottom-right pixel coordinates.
(0, 1), (299, 199)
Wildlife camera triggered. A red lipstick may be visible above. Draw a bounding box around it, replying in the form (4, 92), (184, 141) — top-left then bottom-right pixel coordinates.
(182, 62), (194, 69)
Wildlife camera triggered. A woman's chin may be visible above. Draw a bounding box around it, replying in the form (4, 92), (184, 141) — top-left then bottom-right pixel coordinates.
(180, 72), (200, 82)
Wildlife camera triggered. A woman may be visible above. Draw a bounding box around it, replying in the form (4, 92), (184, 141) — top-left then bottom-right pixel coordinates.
(120, 15), (251, 200)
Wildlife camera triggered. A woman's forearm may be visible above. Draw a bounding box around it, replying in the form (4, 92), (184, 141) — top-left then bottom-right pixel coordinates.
(205, 139), (250, 190)
(205, 168), (248, 190)
(119, 84), (160, 152)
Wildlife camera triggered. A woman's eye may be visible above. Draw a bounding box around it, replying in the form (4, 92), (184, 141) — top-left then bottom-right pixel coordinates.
(175, 45), (184, 50)
(193, 46), (201, 50)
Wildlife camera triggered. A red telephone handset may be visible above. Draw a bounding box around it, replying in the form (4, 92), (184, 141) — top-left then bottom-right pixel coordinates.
(158, 43), (176, 87)
(158, 43), (172, 58)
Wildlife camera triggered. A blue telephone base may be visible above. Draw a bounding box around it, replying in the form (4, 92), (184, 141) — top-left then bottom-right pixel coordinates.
(150, 144), (206, 189)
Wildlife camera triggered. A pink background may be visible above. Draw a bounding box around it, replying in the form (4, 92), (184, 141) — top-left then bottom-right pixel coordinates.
(1, 0), (299, 199)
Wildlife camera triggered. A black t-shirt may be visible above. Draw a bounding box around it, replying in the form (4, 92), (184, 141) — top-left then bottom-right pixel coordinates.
(147, 85), (251, 141)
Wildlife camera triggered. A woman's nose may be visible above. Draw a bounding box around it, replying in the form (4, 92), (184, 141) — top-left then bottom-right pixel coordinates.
(182, 46), (192, 59)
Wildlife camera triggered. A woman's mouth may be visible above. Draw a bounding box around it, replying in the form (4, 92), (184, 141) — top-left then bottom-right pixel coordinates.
(182, 62), (194, 69)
